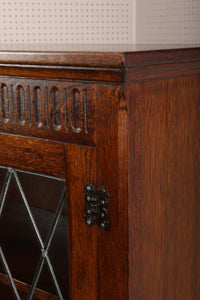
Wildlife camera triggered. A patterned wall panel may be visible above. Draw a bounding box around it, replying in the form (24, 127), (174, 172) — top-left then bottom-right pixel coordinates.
(0, 0), (133, 44)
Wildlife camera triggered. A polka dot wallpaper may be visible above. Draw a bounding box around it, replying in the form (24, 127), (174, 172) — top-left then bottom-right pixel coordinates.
(137, 0), (200, 43)
(0, 0), (199, 44)
(0, 0), (133, 44)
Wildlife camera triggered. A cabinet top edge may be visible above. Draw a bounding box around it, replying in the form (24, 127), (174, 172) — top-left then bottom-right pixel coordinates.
(0, 44), (199, 69)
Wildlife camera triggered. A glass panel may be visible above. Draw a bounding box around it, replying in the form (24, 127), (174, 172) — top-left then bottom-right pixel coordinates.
(0, 167), (70, 300)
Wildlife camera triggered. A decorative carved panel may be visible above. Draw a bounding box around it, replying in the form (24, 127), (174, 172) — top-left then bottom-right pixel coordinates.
(0, 78), (96, 146)
(1, 84), (9, 123)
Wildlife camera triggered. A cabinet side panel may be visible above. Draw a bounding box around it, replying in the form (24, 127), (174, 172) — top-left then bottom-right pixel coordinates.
(96, 85), (129, 300)
(126, 82), (142, 300)
(65, 145), (98, 300)
(128, 75), (200, 299)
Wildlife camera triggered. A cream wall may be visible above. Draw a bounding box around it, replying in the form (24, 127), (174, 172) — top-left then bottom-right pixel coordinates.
(136, 0), (200, 43)
(0, 0), (199, 45)
(132, 0), (137, 43)
(0, 0), (135, 44)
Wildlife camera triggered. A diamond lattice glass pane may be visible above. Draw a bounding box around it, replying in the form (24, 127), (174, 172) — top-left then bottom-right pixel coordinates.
(0, 198), (41, 283)
(0, 167), (69, 300)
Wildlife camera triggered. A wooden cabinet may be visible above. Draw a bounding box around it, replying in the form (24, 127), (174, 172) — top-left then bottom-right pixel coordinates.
(0, 45), (199, 299)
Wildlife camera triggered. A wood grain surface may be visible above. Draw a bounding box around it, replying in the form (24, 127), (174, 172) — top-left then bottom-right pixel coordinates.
(0, 66), (124, 83)
(127, 75), (200, 299)
(96, 84), (129, 300)
(0, 273), (58, 300)
(0, 51), (124, 68)
(126, 62), (200, 82)
(0, 78), (96, 146)
(0, 134), (65, 178)
(0, 47), (199, 300)
(0, 45), (199, 68)
(65, 144), (98, 300)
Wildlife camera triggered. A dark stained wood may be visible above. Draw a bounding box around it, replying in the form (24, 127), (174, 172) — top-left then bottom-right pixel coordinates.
(0, 273), (58, 300)
(126, 82), (142, 300)
(96, 85), (129, 300)
(0, 66), (124, 83)
(65, 144), (98, 300)
(124, 47), (200, 67)
(126, 61), (200, 82)
(0, 134), (65, 178)
(0, 46), (199, 84)
(0, 46), (199, 300)
(0, 45), (199, 68)
(0, 51), (124, 68)
(127, 75), (200, 299)
(0, 78), (96, 146)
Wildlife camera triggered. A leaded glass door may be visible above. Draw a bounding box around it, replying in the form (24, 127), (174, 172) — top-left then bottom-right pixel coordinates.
(0, 166), (69, 299)
(0, 139), (98, 300)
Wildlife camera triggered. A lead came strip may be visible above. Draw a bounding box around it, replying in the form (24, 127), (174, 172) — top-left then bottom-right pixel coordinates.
(0, 246), (21, 300)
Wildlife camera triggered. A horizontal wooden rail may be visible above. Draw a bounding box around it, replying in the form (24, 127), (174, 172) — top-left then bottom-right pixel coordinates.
(0, 272), (58, 300)
(0, 134), (65, 179)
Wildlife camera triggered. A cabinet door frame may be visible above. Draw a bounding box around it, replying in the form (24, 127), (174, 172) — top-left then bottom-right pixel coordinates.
(65, 144), (98, 300)
(0, 135), (98, 300)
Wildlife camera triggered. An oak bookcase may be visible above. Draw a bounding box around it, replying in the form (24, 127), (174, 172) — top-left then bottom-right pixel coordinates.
(0, 44), (199, 299)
